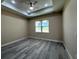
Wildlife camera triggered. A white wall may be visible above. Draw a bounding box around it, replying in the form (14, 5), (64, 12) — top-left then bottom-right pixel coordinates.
(1, 10), (28, 45)
(28, 13), (63, 41)
(63, 0), (77, 59)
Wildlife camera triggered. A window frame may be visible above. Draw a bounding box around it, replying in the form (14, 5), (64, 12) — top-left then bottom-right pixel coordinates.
(35, 20), (49, 33)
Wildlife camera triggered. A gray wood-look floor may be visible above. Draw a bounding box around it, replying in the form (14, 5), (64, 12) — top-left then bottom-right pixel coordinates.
(1, 38), (69, 59)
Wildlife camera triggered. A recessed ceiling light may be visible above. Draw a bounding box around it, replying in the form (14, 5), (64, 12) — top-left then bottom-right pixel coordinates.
(29, 7), (34, 10)
(45, 4), (48, 7)
(11, 0), (16, 4)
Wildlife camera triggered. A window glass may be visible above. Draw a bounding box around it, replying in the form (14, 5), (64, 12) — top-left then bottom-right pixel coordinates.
(35, 20), (49, 33)
(35, 21), (41, 32)
(42, 20), (49, 32)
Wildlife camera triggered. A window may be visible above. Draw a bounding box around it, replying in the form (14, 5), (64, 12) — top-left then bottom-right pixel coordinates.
(35, 21), (41, 32)
(42, 20), (49, 32)
(35, 20), (49, 33)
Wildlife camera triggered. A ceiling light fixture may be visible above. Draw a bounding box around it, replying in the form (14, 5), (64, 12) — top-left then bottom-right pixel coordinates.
(24, 0), (37, 10)
(45, 4), (48, 7)
(29, 6), (34, 10)
(11, 0), (16, 4)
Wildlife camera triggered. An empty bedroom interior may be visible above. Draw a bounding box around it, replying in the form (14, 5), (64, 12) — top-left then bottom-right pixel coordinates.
(1, 0), (77, 59)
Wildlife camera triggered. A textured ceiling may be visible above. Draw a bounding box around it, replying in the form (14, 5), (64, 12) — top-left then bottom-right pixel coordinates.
(1, 0), (65, 17)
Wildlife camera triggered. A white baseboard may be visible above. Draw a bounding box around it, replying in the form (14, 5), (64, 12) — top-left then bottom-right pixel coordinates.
(63, 44), (73, 59)
(1, 36), (63, 47)
(1, 37), (27, 47)
(29, 36), (63, 43)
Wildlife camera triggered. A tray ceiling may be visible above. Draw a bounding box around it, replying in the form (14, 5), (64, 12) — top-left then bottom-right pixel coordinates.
(1, 0), (65, 17)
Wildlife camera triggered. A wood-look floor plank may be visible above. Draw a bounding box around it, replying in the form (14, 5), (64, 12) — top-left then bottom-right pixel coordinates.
(1, 39), (69, 59)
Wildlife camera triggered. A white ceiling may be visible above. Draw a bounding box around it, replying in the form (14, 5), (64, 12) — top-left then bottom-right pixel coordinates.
(1, 0), (65, 17)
